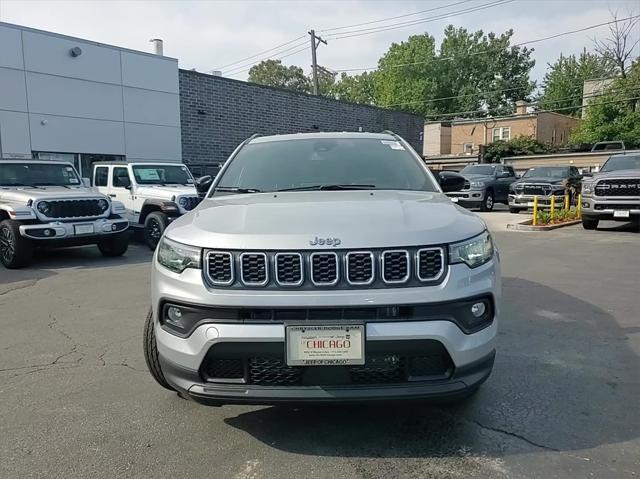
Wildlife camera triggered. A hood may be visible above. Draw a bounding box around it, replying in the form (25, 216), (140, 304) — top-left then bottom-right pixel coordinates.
(135, 184), (197, 199)
(461, 174), (493, 182)
(0, 186), (107, 204)
(165, 190), (487, 250)
(589, 169), (640, 180)
(514, 177), (565, 185)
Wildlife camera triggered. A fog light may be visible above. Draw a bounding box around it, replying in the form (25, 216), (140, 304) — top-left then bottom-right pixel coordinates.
(43, 229), (52, 237)
(111, 224), (118, 231)
(471, 302), (486, 318)
(167, 306), (183, 323)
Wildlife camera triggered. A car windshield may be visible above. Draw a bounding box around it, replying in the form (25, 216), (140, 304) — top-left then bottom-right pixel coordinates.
(132, 165), (194, 185)
(600, 155), (640, 172)
(212, 137), (437, 196)
(522, 167), (569, 178)
(461, 165), (496, 175)
(0, 162), (81, 187)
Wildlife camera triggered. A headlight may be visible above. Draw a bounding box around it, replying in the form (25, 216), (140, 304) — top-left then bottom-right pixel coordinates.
(97, 199), (109, 212)
(550, 184), (565, 190)
(178, 197), (188, 208)
(449, 231), (494, 268)
(37, 201), (51, 215)
(470, 181), (485, 189)
(582, 183), (594, 195)
(157, 236), (202, 273)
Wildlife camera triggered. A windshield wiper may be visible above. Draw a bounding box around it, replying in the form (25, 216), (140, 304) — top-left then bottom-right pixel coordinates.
(277, 184), (376, 192)
(214, 186), (262, 194)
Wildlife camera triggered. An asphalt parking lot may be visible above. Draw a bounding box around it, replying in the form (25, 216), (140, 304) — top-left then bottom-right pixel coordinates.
(1, 220), (639, 479)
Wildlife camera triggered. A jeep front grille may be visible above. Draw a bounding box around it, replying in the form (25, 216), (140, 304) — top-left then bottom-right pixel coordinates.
(37, 199), (105, 220)
(204, 247), (447, 289)
(595, 178), (640, 197)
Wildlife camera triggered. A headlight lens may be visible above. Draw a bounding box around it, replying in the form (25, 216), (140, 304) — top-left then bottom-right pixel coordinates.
(97, 199), (109, 212)
(178, 197), (188, 208)
(37, 201), (51, 215)
(449, 231), (494, 268)
(470, 181), (485, 189)
(157, 237), (202, 273)
(582, 182), (594, 194)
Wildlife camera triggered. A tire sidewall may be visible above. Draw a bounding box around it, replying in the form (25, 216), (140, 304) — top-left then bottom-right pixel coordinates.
(144, 212), (168, 250)
(0, 220), (33, 269)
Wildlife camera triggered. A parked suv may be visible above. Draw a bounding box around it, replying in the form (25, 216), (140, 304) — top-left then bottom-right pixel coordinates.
(446, 164), (517, 211)
(144, 132), (501, 406)
(509, 166), (582, 213)
(92, 162), (201, 249)
(0, 160), (129, 269)
(580, 153), (640, 230)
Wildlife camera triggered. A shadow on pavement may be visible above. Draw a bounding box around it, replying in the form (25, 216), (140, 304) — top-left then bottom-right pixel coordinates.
(223, 277), (640, 459)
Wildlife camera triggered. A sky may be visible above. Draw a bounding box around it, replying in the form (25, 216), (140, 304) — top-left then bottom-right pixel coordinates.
(1, 0), (638, 86)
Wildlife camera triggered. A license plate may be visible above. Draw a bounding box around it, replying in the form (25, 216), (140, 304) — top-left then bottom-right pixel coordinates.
(74, 224), (95, 235)
(613, 210), (630, 218)
(450, 197), (459, 203)
(286, 325), (365, 366)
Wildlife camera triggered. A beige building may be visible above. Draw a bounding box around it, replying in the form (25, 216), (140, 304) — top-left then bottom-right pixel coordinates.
(582, 78), (615, 118)
(424, 101), (581, 157)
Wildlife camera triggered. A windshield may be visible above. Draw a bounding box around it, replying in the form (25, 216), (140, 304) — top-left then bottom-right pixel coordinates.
(212, 138), (437, 196)
(132, 165), (193, 185)
(600, 155), (640, 172)
(0, 162), (81, 187)
(461, 165), (496, 176)
(522, 167), (569, 178)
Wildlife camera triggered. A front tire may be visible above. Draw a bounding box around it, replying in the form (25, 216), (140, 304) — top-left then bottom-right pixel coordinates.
(97, 231), (129, 257)
(582, 217), (599, 230)
(0, 219), (33, 269)
(144, 212), (168, 250)
(508, 206), (522, 214)
(143, 308), (175, 391)
(480, 191), (494, 212)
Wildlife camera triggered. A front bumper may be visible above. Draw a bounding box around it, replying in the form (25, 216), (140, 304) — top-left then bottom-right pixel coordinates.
(151, 253), (500, 404)
(446, 189), (485, 205)
(509, 193), (565, 208)
(581, 195), (640, 221)
(19, 216), (129, 240)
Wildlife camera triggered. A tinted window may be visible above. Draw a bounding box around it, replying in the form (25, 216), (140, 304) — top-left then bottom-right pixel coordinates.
(132, 165), (193, 185)
(94, 167), (108, 187)
(523, 167), (569, 178)
(0, 162), (81, 187)
(505, 166), (515, 176)
(600, 155), (640, 172)
(460, 165), (497, 175)
(213, 138), (437, 195)
(112, 167), (130, 188)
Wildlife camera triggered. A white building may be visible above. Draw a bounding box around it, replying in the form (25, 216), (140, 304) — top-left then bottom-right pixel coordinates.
(0, 22), (181, 177)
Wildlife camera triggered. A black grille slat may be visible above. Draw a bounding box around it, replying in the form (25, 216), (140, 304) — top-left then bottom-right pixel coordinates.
(241, 253), (267, 285)
(311, 253), (338, 285)
(207, 252), (233, 284)
(595, 178), (640, 197)
(203, 359), (244, 380)
(417, 249), (443, 281)
(276, 254), (303, 285)
(39, 199), (103, 219)
(382, 251), (409, 283)
(249, 357), (303, 386)
(350, 355), (406, 384)
(347, 252), (373, 284)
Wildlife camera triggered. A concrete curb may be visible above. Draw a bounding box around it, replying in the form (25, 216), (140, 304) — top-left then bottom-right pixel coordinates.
(507, 219), (582, 231)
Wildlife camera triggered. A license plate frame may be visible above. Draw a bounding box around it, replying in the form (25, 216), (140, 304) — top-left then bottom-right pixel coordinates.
(74, 224), (95, 235)
(613, 210), (630, 218)
(285, 324), (365, 366)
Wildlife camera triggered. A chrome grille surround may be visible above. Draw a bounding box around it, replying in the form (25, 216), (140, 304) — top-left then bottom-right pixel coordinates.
(380, 250), (410, 284)
(345, 251), (375, 286)
(416, 247), (445, 282)
(274, 253), (304, 287)
(240, 252), (268, 286)
(309, 252), (339, 286)
(205, 251), (234, 286)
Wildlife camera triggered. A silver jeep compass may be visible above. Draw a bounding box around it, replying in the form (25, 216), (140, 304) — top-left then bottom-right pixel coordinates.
(144, 132), (500, 405)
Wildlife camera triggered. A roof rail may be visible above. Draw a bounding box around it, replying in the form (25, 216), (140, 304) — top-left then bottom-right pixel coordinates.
(381, 130), (400, 139)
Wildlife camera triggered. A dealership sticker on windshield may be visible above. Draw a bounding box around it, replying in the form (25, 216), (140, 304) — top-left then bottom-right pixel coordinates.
(381, 140), (405, 150)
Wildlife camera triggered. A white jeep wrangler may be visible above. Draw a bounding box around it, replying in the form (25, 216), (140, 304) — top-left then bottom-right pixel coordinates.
(0, 160), (129, 269)
(91, 162), (201, 249)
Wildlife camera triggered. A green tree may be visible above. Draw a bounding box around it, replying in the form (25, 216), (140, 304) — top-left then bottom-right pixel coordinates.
(331, 72), (377, 104)
(570, 62), (640, 148)
(483, 136), (552, 163)
(538, 50), (615, 117)
(375, 26), (536, 117)
(248, 59), (311, 93)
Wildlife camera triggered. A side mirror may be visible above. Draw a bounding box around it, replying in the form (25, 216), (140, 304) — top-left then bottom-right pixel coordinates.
(582, 172), (593, 178)
(437, 171), (466, 193)
(82, 178), (91, 187)
(195, 175), (213, 195)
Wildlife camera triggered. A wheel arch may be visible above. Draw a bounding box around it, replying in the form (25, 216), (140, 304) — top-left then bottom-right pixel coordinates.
(139, 199), (179, 225)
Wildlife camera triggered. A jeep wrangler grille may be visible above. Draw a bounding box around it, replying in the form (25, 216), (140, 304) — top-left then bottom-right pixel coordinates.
(38, 199), (105, 219)
(595, 178), (640, 197)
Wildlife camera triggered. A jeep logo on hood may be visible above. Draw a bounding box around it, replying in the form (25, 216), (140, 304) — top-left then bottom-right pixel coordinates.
(309, 236), (341, 247)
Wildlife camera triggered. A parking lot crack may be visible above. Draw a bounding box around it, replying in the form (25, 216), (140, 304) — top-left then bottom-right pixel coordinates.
(468, 418), (560, 452)
(0, 278), (42, 297)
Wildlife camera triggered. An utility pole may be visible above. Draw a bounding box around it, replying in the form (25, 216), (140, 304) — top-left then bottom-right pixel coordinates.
(309, 29), (327, 96)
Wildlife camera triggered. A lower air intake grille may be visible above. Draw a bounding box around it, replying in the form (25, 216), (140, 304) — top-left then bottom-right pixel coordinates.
(249, 357), (302, 386)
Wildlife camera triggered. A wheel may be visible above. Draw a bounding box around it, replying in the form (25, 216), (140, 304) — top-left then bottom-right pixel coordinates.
(480, 191), (494, 212)
(97, 231), (129, 257)
(0, 219), (33, 269)
(143, 308), (175, 391)
(144, 212), (168, 250)
(581, 217), (599, 230)
(508, 206), (521, 214)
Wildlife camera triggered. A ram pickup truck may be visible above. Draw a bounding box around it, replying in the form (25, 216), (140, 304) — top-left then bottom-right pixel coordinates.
(509, 166), (582, 213)
(580, 153), (640, 230)
(143, 132), (501, 406)
(0, 160), (129, 269)
(446, 164), (518, 211)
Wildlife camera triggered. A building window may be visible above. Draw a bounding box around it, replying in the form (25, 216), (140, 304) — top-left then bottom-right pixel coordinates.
(463, 143), (474, 154)
(492, 127), (511, 142)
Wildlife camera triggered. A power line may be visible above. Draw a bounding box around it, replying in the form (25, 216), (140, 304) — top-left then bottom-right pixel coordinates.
(325, 0), (514, 40)
(225, 45), (311, 78)
(318, 0), (473, 33)
(332, 14), (640, 72)
(213, 34), (306, 71)
(223, 40), (309, 76)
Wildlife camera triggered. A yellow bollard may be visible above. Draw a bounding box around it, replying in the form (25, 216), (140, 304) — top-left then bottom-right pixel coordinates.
(550, 195), (555, 221)
(532, 196), (538, 226)
(577, 194), (582, 218)
(564, 194), (569, 211)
